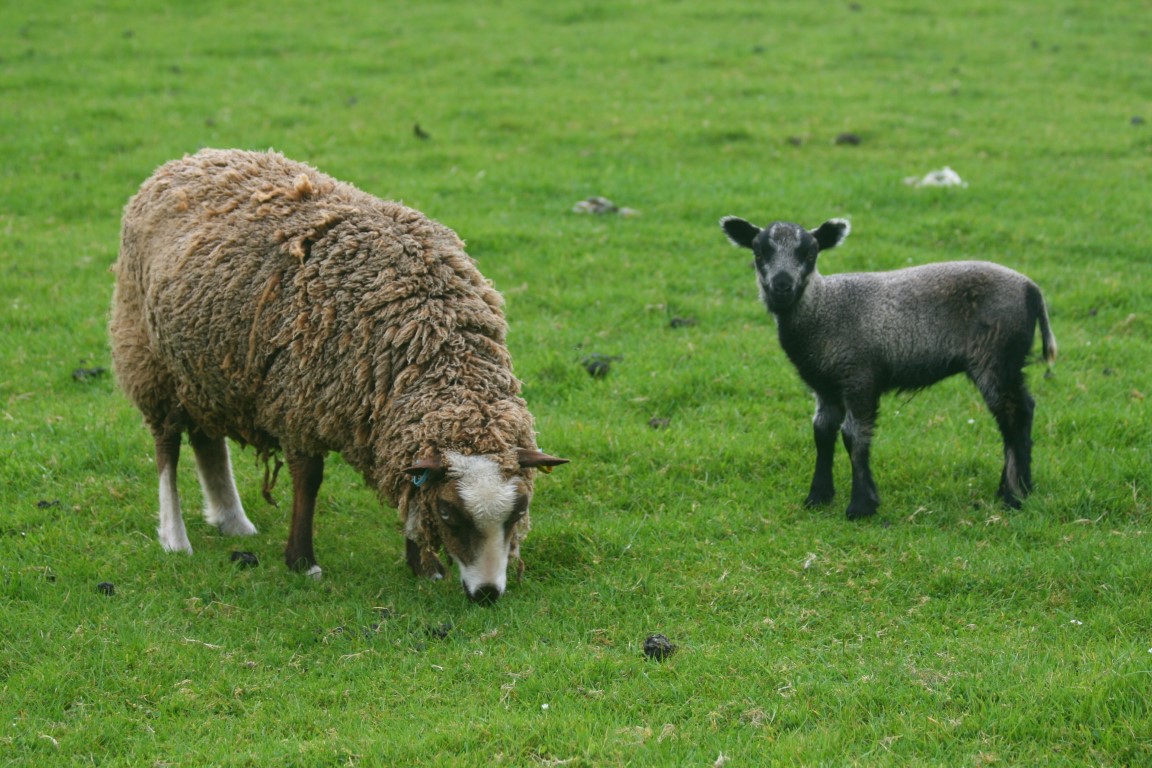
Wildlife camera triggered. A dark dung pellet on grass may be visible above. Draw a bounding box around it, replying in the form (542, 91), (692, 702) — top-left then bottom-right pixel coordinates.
(643, 633), (677, 661)
(428, 622), (453, 640)
(230, 551), (259, 568)
(96, 582), (115, 596)
(582, 354), (622, 379)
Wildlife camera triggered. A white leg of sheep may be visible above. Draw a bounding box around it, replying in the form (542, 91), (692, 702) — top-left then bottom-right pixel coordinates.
(155, 433), (192, 553)
(188, 431), (257, 536)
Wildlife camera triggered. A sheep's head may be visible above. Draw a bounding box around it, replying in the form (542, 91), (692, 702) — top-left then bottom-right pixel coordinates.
(721, 217), (850, 313)
(404, 448), (568, 604)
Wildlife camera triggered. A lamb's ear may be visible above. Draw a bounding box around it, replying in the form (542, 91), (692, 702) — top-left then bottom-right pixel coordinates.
(517, 448), (569, 472)
(720, 216), (761, 249)
(811, 218), (851, 251)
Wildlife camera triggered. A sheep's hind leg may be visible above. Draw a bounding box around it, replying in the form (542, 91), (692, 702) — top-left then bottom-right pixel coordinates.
(284, 453), (324, 579)
(188, 429), (257, 536)
(841, 406), (881, 520)
(993, 390), (1036, 509)
(154, 428), (192, 553)
(973, 368), (1035, 508)
(805, 395), (844, 507)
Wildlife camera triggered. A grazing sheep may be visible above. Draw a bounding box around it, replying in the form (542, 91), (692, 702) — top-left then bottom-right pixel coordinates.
(110, 148), (567, 603)
(720, 216), (1056, 519)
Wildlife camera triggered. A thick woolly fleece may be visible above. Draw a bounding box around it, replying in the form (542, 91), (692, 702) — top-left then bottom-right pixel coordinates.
(110, 148), (539, 562)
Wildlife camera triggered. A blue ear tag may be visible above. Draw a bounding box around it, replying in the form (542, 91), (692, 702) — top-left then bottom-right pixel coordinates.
(412, 469), (431, 487)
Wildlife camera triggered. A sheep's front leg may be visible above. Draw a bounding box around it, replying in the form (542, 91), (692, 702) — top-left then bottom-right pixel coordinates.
(406, 538), (446, 580)
(188, 430), (257, 537)
(805, 395), (844, 507)
(841, 404), (881, 520)
(284, 453), (324, 578)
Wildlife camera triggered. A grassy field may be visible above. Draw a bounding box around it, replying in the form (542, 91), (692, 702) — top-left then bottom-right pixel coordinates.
(2, 0), (1150, 765)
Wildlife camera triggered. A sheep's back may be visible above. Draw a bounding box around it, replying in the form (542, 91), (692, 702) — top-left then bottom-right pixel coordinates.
(801, 261), (1040, 389)
(116, 149), (514, 460)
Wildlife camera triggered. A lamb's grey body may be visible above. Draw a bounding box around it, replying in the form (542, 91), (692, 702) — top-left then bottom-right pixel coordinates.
(110, 149), (567, 602)
(721, 216), (1056, 519)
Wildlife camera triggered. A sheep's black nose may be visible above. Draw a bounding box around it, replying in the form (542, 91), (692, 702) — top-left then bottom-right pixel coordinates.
(770, 275), (795, 294)
(467, 584), (502, 606)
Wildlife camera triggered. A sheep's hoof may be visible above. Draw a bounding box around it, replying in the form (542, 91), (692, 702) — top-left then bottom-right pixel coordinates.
(304, 564), (323, 580)
(1000, 492), (1024, 510)
(804, 491), (834, 508)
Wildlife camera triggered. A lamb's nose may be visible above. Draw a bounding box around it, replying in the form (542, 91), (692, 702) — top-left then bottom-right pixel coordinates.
(770, 275), (794, 294)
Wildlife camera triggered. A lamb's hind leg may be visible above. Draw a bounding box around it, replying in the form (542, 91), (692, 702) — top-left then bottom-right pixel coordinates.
(188, 429), (257, 536)
(1000, 390), (1035, 507)
(974, 369), (1035, 508)
(805, 394), (844, 507)
(154, 427), (191, 553)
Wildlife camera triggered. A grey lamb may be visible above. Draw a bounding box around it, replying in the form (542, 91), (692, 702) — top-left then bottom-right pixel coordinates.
(721, 215), (1057, 519)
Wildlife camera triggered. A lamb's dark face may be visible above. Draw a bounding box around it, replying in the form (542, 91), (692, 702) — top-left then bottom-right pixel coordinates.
(434, 452), (530, 604)
(752, 223), (820, 312)
(721, 216), (851, 314)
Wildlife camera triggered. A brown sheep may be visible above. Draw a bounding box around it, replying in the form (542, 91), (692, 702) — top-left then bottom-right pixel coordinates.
(110, 148), (567, 603)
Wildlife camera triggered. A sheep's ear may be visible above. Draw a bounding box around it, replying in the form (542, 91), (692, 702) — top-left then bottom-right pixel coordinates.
(720, 216), (761, 249)
(517, 448), (569, 473)
(405, 456), (442, 474)
(811, 218), (851, 251)
(405, 455), (444, 485)
(405, 455), (440, 474)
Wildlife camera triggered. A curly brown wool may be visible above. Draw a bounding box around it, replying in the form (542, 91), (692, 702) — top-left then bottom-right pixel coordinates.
(111, 149), (563, 595)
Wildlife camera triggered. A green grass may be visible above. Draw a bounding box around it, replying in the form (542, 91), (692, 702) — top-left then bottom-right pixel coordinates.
(2, 0), (1150, 765)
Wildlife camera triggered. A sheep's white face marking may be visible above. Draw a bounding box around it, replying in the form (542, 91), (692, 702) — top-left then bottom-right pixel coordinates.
(447, 452), (520, 525)
(440, 452), (528, 603)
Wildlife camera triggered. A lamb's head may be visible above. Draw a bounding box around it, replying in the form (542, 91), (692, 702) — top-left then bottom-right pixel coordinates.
(721, 217), (850, 313)
(405, 448), (568, 604)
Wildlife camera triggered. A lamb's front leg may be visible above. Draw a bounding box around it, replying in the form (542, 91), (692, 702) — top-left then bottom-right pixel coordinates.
(805, 395), (844, 507)
(841, 405), (881, 520)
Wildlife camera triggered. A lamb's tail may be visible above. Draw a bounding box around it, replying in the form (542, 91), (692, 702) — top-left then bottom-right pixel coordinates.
(1028, 282), (1058, 366)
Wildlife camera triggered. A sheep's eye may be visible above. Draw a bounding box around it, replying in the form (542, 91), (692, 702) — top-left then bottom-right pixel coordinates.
(505, 496), (530, 530)
(438, 501), (464, 528)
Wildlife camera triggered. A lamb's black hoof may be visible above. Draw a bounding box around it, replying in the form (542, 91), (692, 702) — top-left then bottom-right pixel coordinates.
(845, 503), (877, 520)
(804, 490), (834, 508)
(1000, 493), (1024, 510)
